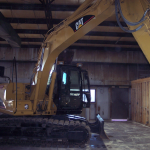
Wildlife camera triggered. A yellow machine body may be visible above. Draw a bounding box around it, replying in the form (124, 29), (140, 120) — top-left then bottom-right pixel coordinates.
(0, 0), (150, 116)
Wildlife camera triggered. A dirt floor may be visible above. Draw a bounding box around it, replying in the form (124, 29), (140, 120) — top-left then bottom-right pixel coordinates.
(0, 121), (150, 150)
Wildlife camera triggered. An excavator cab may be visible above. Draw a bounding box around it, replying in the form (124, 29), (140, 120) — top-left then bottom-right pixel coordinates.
(51, 65), (91, 114)
(51, 65), (108, 140)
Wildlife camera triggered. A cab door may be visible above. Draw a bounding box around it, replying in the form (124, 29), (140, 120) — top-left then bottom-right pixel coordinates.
(81, 70), (91, 108)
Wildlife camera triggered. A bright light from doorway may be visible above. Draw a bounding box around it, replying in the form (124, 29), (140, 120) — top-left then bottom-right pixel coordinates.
(83, 89), (95, 102)
(90, 89), (95, 102)
(111, 119), (128, 122)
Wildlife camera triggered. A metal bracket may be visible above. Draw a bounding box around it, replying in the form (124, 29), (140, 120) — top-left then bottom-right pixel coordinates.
(39, 0), (55, 30)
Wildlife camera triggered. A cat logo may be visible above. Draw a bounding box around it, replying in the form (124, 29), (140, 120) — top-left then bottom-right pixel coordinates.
(69, 15), (95, 32)
(75, 18), (83, 31)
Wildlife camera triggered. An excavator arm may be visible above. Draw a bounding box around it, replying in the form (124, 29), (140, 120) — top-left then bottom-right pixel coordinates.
(34, 0), (115, 102)
(117, 0), (150, 63)
(35, 0), (150, 114)
(35, 0), (150, 102)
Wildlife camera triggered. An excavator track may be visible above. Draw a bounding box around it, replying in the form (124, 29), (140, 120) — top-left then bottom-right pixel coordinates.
(0, 116), (91, 147)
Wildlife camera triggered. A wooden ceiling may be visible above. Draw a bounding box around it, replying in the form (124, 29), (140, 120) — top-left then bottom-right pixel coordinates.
(0, 0), (140, 51)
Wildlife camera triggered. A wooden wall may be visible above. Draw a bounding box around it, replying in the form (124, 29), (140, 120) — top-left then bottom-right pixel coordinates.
(131, 78), (150, 125)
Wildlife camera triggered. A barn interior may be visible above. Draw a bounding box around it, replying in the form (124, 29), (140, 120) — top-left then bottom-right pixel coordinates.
(0, 0), (150, 150)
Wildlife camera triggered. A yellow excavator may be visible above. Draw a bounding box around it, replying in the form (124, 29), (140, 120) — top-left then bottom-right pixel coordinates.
(0, 0), (150, 146)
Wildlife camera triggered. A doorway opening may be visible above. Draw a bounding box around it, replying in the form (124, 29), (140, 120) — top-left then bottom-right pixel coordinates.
(90, 89), (96, 120)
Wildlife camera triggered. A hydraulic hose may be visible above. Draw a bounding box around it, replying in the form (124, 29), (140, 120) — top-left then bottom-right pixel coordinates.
(115, 0), (145, 33)
(117, 0), (149, 26)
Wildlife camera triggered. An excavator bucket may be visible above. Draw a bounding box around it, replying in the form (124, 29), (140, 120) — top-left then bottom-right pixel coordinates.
(88, 114), (108, 139)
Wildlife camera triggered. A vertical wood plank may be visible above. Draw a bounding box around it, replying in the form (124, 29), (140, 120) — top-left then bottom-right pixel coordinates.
(136, 85), (138, 122)
(149, 82), (150, 126)
(141, 82), (143, 123)
(131, 88), (135, 121)
(137, 83), (140, 122)
(134, 88), (136, 122)
(142, 82), (145, 124)
(131, 89), (133, 121)
(145, 82), (147, 125)
(146, 82), (149, 126)
(135, 86), (137, 122)
(134, 88), (136, 121)
(140, 83), (142, 123)
(143, 82), (146, 124)
(135, 85), (138, 122)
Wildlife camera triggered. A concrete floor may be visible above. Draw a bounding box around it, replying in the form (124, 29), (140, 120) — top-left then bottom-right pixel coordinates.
(104, 121), (150, 150)
(0, 121), (150, 150)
